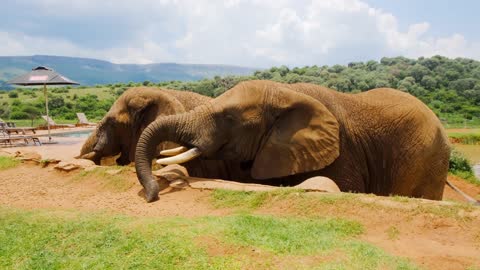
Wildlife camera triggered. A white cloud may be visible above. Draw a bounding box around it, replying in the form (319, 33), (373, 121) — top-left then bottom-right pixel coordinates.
(0, 0), (479, 66)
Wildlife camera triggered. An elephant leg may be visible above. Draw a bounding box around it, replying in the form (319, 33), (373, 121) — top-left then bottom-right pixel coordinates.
(116, 154), (131, 166)
(116, 148), (131, 166)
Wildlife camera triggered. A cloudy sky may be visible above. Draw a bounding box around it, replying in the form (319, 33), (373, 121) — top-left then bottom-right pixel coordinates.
(1, 0), (478, 67)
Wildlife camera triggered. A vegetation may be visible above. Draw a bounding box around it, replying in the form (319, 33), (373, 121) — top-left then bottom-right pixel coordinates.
(0, 207), (418, 269)
(1, 55), (480, 128)
(0, 156), (18, 170)
(448, 132), (480, 145)
(449, 148), (479, 185)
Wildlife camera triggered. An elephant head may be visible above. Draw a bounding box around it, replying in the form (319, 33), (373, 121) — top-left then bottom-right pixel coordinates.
(135, 80), (340, 202)
(77, 87), (187, 165)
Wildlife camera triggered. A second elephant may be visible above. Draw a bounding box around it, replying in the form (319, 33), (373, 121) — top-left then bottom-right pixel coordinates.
(77, 87), (211, 165)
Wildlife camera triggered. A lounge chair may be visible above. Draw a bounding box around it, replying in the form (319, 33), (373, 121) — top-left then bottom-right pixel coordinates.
(76, 113), (96, 127)
(3, 122), (36, 135)
(0, 123), (41, 146)
(41, 115), (75, 129)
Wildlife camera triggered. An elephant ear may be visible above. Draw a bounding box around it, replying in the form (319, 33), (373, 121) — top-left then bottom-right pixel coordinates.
(251, 89), (340, 179)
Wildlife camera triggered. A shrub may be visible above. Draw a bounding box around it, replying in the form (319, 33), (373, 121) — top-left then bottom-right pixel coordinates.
(9, 111), (29, 119)
(8, 91), (18, 98)
(449, 149), (478, 184)
(449, 149), (472, 172)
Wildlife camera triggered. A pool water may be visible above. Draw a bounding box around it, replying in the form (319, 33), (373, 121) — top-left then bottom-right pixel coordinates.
(52, 130), (92, 138)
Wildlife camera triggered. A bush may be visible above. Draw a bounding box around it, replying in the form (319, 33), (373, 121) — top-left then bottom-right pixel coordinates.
(9, 111), (29, 119)
(449, 149), (472, 172)
(449, 149), (478, 184)
(8, 91), (18, 98)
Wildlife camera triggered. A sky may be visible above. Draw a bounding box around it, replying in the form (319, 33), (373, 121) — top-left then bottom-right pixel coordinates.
(1, 0), (479, 68)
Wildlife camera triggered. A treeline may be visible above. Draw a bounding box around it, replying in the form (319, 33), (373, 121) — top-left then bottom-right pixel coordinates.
(161, 55), (480, 122)
(1, 55), (480, 125)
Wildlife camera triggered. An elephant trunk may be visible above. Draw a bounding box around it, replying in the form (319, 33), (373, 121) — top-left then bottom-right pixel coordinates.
(135, 106), (208, 202)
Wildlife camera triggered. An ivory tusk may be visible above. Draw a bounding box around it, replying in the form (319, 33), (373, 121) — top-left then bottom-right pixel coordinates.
(156, 147), (202, 165)
(160, 146), (188, 156)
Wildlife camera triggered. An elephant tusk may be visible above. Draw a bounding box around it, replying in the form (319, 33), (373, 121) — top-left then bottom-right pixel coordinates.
(160, 146), (188, 156)
(156, 147), (202, 165)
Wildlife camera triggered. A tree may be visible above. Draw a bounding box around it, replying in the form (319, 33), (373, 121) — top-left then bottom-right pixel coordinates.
(21, 105), (42, 126)
(420, 75), (438, 90)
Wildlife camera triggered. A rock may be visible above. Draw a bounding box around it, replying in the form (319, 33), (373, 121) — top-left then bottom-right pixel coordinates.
(54, 158), (96, 172)
(153, 164), (189, 181)
(39, 159), (61, 168)
(294, 177), (341, 193)
(14, 151), (42, 165)
(54, 161), (80, 172)
(169, 179), (189, 188)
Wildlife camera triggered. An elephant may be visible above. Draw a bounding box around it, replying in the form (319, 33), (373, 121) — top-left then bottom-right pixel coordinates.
(135, 80), (450, 202)
(77, 87), (211, 165)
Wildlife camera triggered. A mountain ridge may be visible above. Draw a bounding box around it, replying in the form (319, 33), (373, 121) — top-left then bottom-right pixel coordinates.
(0, 55), (258, 88)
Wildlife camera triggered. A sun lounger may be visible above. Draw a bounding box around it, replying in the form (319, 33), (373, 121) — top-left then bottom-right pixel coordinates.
(76, 113), (96, 127)
(3, 122), (36, 135)
(41, 115), (75, 129)
(0, 123), (41, 146)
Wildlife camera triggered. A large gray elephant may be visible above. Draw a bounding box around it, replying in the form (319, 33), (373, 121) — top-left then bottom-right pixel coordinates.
(77, 87), (211, 165)
(135, 80), (450, 202)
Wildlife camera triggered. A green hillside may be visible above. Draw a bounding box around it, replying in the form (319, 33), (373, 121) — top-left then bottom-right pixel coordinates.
(1, 55), (480, 128)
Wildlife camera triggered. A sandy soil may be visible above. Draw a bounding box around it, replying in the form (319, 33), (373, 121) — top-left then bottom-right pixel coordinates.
(1, 134), (480, 269)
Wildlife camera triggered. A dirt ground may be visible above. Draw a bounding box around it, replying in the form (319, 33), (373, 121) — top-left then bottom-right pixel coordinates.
(1, 131), (480, 269)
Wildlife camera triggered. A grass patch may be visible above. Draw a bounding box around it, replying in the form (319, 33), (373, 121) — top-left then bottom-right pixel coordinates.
(73, 166), (134, 191)
(211, 188), (356, 211)
(211, 189), (478, 222)
(448, 133), (480, 145)
(385, 226), (400, 240)
(0, 156), (19, 170)
(211, 188), (304, 209)
(0, 207), (418, 270)
(222, 215), (363, 254)
(0, 208), (234, 269)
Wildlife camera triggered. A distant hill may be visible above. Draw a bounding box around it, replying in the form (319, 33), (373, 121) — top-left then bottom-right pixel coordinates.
(0, 55), (258, 89)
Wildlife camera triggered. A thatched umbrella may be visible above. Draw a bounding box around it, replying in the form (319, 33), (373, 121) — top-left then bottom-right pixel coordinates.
(7, 66), (79, 142)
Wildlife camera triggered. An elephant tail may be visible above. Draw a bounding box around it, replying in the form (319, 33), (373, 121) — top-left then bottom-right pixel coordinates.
(446, 180), (480, 206)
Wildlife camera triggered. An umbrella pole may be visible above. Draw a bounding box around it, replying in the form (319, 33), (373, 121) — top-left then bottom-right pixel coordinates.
(44, 84), (51, 142)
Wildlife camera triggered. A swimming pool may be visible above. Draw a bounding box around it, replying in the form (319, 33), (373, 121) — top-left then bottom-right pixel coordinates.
(51, 130), (93, 138)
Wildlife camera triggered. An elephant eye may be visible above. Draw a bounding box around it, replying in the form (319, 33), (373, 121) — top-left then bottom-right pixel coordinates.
(225, 113), (235, 122)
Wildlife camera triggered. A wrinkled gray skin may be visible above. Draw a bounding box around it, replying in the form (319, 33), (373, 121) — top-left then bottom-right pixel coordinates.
(77, 87), (211, 165)
(136, 80), (450, 202)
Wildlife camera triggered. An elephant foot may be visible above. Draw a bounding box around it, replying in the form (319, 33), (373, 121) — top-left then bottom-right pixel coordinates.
(144, 181), (160, 203)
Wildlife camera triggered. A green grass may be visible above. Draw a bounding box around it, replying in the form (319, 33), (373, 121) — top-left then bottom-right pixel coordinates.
(212, 189), (357, 212)
(449, 133), (480, 145)
(0, 156), (19, 170)
(212, 189), (478, 222)
(211, 188), (305, 209)
(0, 207), (419, 270)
